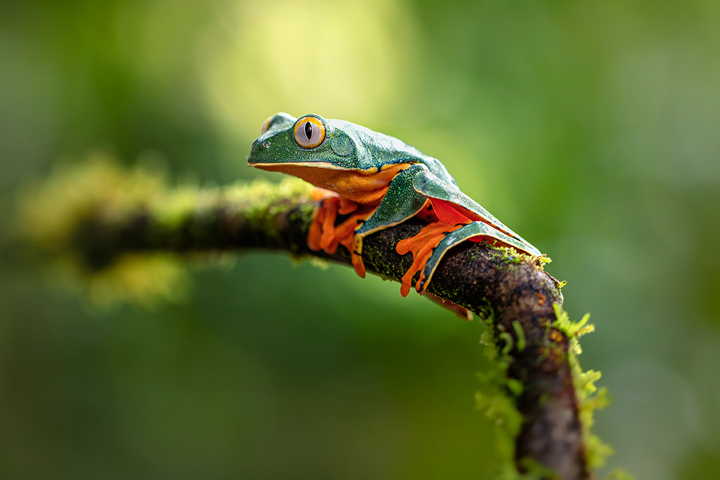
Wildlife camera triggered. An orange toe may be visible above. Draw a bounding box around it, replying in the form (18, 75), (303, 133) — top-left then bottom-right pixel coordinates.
(396, 221), (466, 295)
(345, 235), (366, 278)
(308, 192), (340, 252)
(319, 198), (340, 252)
(307, 209), (323, 251)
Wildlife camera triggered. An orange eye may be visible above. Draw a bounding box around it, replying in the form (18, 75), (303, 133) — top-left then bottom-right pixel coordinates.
(261, 116), (273, 135)
(293, 116), (326, 148)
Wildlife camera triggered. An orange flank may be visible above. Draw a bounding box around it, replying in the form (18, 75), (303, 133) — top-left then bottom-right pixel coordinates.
(434, 198), (520, 241)
(429, 197), (472, 224)
(255, 163), (411, 205)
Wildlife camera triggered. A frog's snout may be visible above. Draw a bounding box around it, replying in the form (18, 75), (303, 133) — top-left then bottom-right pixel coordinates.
(247, 138), (271, 165)
(252, 138), (271, 151)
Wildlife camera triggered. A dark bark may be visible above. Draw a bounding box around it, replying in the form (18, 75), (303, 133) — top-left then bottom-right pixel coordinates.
(73, 193), (588, 480)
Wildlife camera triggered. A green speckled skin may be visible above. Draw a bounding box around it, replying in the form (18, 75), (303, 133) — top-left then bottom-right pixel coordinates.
(248, 113), (541, 292)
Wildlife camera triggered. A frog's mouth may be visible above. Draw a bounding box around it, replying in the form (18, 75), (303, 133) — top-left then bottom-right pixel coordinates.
(248, 161), (351, 171)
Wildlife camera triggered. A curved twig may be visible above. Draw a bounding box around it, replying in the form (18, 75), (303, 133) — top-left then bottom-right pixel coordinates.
(13, 159), (599, 479)
(66, 186), (588, 479)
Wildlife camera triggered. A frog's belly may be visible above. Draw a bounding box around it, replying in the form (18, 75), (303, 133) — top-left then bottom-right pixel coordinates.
(254, 162), (412, 205)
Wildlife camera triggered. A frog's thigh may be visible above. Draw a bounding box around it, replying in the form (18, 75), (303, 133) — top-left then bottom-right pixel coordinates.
(417, 221), (526, 293)
(354, 164), (428, 245)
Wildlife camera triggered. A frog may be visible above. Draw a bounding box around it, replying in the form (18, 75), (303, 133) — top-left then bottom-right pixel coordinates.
(247, 113), (541, 310)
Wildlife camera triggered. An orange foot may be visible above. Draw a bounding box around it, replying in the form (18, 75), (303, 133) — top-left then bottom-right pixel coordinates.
(307, 188), (375, 278)
(395, 221), (465, 297)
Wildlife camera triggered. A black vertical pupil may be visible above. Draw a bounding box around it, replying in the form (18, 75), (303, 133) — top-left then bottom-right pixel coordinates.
(304, 121), (313, 139)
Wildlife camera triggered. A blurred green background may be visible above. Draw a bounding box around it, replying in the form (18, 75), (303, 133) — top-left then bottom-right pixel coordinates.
(1, 1), (719, 478)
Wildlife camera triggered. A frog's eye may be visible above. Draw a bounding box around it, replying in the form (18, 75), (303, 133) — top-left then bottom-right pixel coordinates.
(261, 116), (273, 135)
(293, 116), (326, 148)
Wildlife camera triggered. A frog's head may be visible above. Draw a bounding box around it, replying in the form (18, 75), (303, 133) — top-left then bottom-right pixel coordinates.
(248, 113), (427, 174)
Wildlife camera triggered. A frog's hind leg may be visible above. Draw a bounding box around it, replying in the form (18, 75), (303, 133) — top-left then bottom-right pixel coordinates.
(413, 221), (530, 295)
(395, 189), (473, 297)
(411, 170), (541, 257)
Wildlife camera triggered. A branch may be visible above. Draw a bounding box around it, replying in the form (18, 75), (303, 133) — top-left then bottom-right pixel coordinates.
(16, 160), (605, 479)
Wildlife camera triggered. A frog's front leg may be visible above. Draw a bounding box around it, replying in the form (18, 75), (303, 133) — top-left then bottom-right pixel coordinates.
(352, 164), (430, 277)
(307, 189), (376, 272)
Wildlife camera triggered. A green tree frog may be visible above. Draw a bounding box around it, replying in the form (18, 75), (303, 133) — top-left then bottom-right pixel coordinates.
(248, 113), (541, 301)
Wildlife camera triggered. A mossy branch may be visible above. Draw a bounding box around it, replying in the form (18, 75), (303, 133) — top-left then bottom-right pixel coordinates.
(15, 158), (612, 479)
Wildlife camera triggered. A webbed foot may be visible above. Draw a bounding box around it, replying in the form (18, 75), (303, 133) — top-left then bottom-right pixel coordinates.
(395, 221), (466, 297)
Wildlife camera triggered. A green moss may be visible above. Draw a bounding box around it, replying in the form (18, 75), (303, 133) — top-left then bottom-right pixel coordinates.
(475, 301), (617, 478)
(16, 153), (169, 250)
(484, 242), (545, 268)
(552, 304), (614, 470)
(512, 321), (527, 352)
(72, 254), (191, 308)
(428, 282), (463, 301)
(14, 156), (187, 307)
(477, 309), (565, 480)
(475, 305), (525, 479)
(221, 177), (313, 243)
(16, 156), (314, 308)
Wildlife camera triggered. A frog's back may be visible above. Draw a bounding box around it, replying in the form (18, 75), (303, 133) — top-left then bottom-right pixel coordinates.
(331, 119), (457, 186)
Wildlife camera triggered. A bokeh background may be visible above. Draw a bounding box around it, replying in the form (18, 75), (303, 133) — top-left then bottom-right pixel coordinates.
(1, 1), (719, 478)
